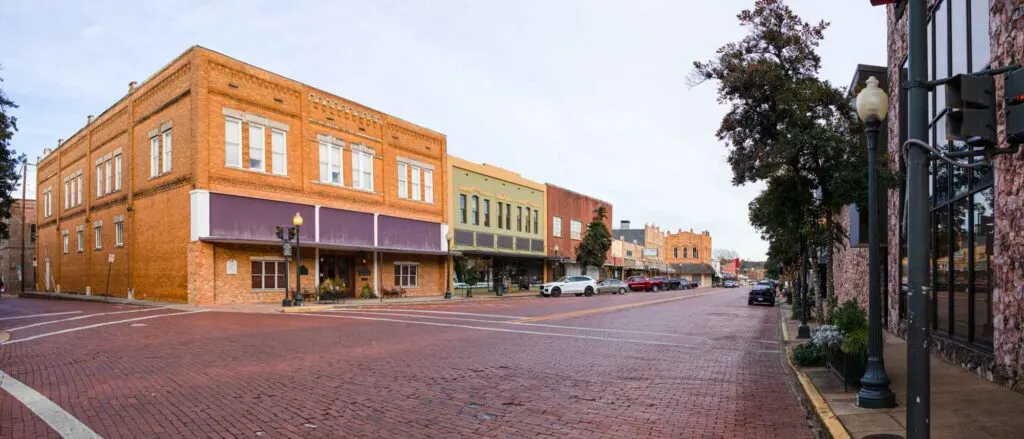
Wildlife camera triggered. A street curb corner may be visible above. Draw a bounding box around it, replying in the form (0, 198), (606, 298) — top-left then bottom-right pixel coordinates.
(780, 309), (851, 439)
(0, 331), (9, 343)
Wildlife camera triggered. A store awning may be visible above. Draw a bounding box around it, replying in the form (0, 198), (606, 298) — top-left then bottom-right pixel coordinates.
(198, 237), (456, 256)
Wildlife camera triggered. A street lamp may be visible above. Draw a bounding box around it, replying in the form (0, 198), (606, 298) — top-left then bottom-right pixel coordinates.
(292, 212), (304, 307)
(855, 76), (896, 408)
(444, 230), (453, 299)
(553, 244), (560, 280)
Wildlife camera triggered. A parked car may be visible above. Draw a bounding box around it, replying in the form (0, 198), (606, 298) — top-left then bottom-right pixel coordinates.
(540, 276), (598, 297)
(626, 276), (664, 292)
(684, 279), (699, 289)
(723, 280), (738, 288)
(597, 278), (629, 294)
(652, 276), (681, 290)
(755, 280), (776, 295)
(748, 284), (776, 306)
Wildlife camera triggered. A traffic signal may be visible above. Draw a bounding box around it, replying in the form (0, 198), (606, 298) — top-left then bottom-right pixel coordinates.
(1004, 67), (1024, 144)
(288, 227), (297, 240)
(275, 226), (284, 241)
(945, 73), (997, 146)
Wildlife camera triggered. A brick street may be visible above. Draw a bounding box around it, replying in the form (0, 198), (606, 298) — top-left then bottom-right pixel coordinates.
(0, 288), (816, 438)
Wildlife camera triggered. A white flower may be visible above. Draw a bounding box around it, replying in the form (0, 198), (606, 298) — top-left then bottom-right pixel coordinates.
(812, 324), (845, 349)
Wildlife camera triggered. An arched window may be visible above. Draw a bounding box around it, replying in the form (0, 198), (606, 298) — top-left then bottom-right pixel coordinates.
(673, 247), (678, 258)
(683, 247), (688, 258)
(692, 247), (699, 259)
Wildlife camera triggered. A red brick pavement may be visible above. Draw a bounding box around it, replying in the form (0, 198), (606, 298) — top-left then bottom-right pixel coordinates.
(0, 289), (815, 438)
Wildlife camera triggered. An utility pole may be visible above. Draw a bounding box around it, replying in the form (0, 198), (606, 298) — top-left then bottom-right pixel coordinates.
(20, 159), (27, 294)
(906, 0), (931, 436)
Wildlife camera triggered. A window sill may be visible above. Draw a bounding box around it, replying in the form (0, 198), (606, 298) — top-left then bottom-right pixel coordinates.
(310, 180), (381, 196)
(96, 189), (124, 200)
(148, 171), (172, 181)
(252, 289), (285, 293)
(230, 166), (290, 179)
(397, 196), (434, 205)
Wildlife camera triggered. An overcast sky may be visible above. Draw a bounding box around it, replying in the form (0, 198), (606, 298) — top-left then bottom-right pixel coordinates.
(0, 0), (886, 260)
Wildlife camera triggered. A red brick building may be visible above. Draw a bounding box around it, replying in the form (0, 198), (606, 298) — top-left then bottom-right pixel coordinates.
(36, 46), (449, 304)
(545, 184), (612, 280)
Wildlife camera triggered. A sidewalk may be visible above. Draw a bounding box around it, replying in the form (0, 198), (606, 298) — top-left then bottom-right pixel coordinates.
(17, 290), (540, 313)
(780, 303), (1024, 439)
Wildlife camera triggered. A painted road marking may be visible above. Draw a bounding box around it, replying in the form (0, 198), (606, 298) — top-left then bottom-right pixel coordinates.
(6, 307), (164, 332)
(328, 309), (781, 345)
(0, 369), (102, 439)
(342, 309), (526, 319)
(514, 290), (724, 323)
(2, 310), (209, 345)
(0, 311), (84, 321)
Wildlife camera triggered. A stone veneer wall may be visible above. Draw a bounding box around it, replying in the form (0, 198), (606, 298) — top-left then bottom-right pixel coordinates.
(831, 205), (870, 313)
(885, 0), (1024, 392)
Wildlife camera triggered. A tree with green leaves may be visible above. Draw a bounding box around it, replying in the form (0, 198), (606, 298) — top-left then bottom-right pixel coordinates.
(690, 0), (893, 293)
(575, 205), (612, 277)
(0, 71), (25, 240)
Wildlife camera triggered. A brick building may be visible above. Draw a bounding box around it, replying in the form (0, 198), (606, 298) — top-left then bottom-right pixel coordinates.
(36, 46), (449, 304)
(545, 183), (612, 280)
(831, 0), (1024, 390)
(664, 228), (715, 286)
(0, 199), (36, 293)
(612, 221), (670, 275)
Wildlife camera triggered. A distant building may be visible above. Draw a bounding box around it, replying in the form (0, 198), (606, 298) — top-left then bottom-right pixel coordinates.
(545, 183), (612, 280)
(0, 199), (36, 293)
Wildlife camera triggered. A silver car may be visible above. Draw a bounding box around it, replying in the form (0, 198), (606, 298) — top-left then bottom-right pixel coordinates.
(597, 278), (629, 295)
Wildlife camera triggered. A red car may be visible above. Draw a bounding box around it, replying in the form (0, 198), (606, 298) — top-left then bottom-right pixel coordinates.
(626, 276), (664, 292)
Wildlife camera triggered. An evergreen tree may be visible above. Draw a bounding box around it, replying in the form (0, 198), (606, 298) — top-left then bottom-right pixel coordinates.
(575, 205), (612, 276)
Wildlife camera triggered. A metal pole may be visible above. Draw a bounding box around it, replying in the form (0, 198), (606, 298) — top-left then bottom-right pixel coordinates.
(104, 259), (112, 297)
(294, 226), (302, 306)
(20, 160), (27, 294)
(444, 238), (452, 299)
(797, 235), (810, 338)
(858, 117), (897, 408)
(907, 0), (931, 436)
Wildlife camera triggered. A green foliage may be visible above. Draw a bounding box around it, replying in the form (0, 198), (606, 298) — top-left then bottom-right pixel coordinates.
(829, 299), (867, 334)
(842, 328), (869, 360)
(793, 342), (826, 367)
(360, 284), (373, 299)
(0, 72), (25, 240)
(462, 265), (482, 286)
(575, 205), (612, 275)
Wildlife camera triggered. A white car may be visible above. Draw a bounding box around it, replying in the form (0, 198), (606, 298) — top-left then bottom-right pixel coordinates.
(541, 276), (598, 297)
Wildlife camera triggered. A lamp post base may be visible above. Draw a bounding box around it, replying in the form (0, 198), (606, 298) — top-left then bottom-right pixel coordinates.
(444, 290), (452, 299)
(858, 362), (897, 408)
(797, 324), (811, 339)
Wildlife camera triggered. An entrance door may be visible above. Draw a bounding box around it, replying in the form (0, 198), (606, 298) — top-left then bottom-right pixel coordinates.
(319, 255), (353, 297)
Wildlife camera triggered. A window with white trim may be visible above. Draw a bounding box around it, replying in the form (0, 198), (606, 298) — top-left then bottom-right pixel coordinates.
(525, 207), (531, 233)
(43, 189), (52, 217)
(76, 230), (83, 252)
(94, 225), (102, 250)
(150, 136), (160, 177)
(96, 163), (103, 197)
(62, 230), (69, 254)
(410, 165), (421, 201)
(423, 169), (433, 203)
(75, 175), (82, 206)
(162, 130), (172, 173)
(251, 260), (286, 290)
(271, 129), (286, 175)
(115, 221), (124, 247)
(225, 117), (242, 167)
(114, 154), (122, 191)
(249, 123), (265, 170)
(398, 162), (408, 198)
(352, 149), (373, 191)
(319, 141), (343, 185)
(570, 220), (582, 240)
(104, 159), (112, 195)
(394, 263), (418, 288)
(552, 216), (562, 237)
(64, 181), (70, 208)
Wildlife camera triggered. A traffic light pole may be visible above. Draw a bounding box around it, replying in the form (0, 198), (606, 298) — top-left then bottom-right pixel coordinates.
(906, 0), (931, 437)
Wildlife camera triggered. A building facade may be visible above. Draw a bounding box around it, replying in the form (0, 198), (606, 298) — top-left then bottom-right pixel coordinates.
(1, 200), (36, 293)
(832, 0), (1024, 390)
(612, 221), (670, 275)
(664, 228), (715, 286)
(449, 156), (546, 293)
(545, 183), (612, 280)
(36, 46), (449, 304)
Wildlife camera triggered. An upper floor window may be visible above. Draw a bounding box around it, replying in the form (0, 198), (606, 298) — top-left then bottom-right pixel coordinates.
(225, 117), (242, 168)
(423, 169), (433, 203)
(505, 204), (511, 230)
(351, 149), (373, 191)
(398, 162), (408, 198)
(75, 175), (82, 207)
(104, 159), (112, 194)
(162, 130), (172, 173)
(683, 247), (689, 258)
(96, 163), (104, 197)
(114, 154), (122, 191)
(692, 247), (698, 259)
(534, 210), (539, 235)
(64, 181), (70, 209)
(150, 136), (160, 177)
(552, 217), (562, 237)
(674, 247), (679, 259)
(525, 208), (531, 233)
(115, 220), (124, 247)
(76, 229), (83, 252)
(271, 129), (287, 175)
(410, 165), (421, 201)
(43, 188), (52, 217)
(319, 141), (342, 185)
(483, 199), (490, 227)
(498, 203), (505, 229)
(471, 196), (479, 225)
(62, 230), (69, 254)
(459, 194), (467, 224)
(570, 220), (582, 240)
(517, 207), (523, 232)
(94, 224), (102, 250)
(249, 123), (265, 170)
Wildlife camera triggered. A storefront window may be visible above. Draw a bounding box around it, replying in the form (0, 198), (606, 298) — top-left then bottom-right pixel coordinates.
(973, 188), (994, 345)
(952, 198), (969, 340)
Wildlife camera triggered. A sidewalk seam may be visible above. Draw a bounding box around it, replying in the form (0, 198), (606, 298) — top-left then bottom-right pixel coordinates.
(780, 308), (851, 439)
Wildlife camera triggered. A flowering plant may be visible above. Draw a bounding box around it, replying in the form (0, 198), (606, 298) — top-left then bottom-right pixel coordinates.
(812, 324), (845, 351)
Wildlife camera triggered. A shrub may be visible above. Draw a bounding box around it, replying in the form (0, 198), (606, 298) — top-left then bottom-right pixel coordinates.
(793, 342), (826, 367)
(829, 299), (867, 334)
(842, 328), (869, 360)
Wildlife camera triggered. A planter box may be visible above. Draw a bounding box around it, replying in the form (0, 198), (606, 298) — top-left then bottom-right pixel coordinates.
(827, 350), (867, 391)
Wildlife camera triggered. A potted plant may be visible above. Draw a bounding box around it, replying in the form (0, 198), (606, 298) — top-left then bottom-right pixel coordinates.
(824, 299), (869, 388)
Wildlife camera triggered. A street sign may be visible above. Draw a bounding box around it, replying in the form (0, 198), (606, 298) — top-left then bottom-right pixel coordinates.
(108, 253), (115, 263)
(283, 243), (292, 257)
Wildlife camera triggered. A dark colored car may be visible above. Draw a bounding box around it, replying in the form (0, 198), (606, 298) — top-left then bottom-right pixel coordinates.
(626, 276), (664, 292)
(653, 276), (681, 290)
(748, 284), (775, 306)
(723, 280), (738, 288)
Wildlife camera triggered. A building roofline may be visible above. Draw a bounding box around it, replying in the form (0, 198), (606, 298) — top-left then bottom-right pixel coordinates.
(448, 155), (545, 192)
(848, 63), (888, 97)
(543, 183), (612, 208)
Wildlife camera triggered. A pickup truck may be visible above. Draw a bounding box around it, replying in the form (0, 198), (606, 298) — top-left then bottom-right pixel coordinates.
(652, 276), (680, 290)
(626, 276), (664, 292)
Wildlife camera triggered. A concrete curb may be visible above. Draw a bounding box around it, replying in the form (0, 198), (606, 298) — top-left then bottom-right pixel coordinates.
(18, 291), (161, 307)
(279, 293), (542, 312)
(780, 308), (851, 439)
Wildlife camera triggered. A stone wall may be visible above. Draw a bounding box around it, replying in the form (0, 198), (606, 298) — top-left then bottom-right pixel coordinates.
(831, 205), (869, 312)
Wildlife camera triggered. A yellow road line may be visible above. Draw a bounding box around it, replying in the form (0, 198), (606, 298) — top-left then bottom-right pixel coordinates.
(780, 311), (851, 439)
(514, 290), (723, 323)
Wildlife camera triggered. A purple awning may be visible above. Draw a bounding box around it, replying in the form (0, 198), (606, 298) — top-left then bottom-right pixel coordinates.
(378, 215), (441, 251)
(209, 193), (315, 242)
(319, 207), (374, 247)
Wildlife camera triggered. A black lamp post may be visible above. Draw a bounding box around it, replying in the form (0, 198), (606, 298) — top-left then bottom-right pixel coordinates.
(855, 76), (896, 408)
(553, 244), (560, 280)
(444, 230), (453, 299)
(797, 235), (810, 338)
(292, 212), (304, 307)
